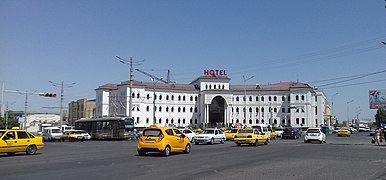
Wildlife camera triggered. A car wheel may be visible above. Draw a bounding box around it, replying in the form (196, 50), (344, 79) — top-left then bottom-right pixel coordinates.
(220, 138), (225, 144)
(26, 145), (37, 155)
(184, 144), (191, 154)
(319, 140), (323, 144)
(138, 150), (146, 156)
(304, 140), (307, 143)
(264, 139), (268, 145)
(254, 140), (258, 146)
(209, 138), (214, 145)
(236, 143), (241, 146)
(195, 142), (199, 145)
(163, 145), (171, 156)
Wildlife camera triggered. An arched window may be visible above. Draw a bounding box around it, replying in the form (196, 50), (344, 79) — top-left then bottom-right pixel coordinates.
(183, 96), (186, 101)
(236, 97), (239, 101)
(274, 96), (277, 101)
(137, 93), (140, 98)
(236, 107), (239, 113)
(166, 107), (169, 112)
(195, 96), (198, 101)
(159, 106), (162, 112)
(282, 96), (285, 101)
(209, 84), (212, 89)
(146, 106), (150, 112)
(190, 96), (193, 101)
(282, 119), (285, 124)
(166, 95), (169, 100)
(214, 85), (217, 89)
(166, 118), (169, 124)
(296, 95), (299, 100)
(147, 94), (150, 99)
(256, 107), (259, 113)
(256, 96), (259, 101)
(183, 119), (186, 124)
(261, 96), (265, 101)
(171, 95), (174, 101)
(256, 119), (259, 124)
(178, 96), (181, 101)
(261, 107), (264, 112)
(194, 107), (197, 112)
(249, 107), (252, 112)
(261, 119), (264, 124)
(222, 85), (225, 89)
(159, 95), (162, 100)
(194, 119), (197, 124)
(269, 96), (272, 101)
(146, 118), (149, 124)
(183, 107), (186, 112)
(190, 119), (192, 124)
(236, 119), (239, 123)
(171, 119), (174, 124)
(159, 118), (162, 124)
(274, 119), (277, 124)
(178, 119), (181, 124)
(178, 107), (181, 112)
(243, 119), (246, 124)
(190, 107), (193, 112)
(249, 119), (252, 124)
(205, 84), (208, 90)
(171, 107), (174, 112)
(301, 95), (305, 101)
(132, 93), (135, 98)
(249, 96), (252, 101)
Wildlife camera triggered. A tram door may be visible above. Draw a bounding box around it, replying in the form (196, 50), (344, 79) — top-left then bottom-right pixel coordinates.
(112, 121), (119, 138)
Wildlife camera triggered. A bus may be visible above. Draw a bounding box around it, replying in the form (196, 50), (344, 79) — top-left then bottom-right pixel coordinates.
(75, 117), (134, 140)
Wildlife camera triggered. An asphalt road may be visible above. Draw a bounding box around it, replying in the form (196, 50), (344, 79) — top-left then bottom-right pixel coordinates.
(1, 132), (385, 180)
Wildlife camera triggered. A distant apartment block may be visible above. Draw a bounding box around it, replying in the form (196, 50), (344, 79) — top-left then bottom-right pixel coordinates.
(68, 98), (96, 125)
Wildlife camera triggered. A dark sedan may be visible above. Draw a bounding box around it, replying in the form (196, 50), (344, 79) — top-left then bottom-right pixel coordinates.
(282, 127), (302, 139)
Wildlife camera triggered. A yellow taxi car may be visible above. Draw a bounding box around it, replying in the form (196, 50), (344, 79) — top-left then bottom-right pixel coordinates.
(0, 129), (44, 155)
(269, 130), (277, 140)
(233, 128), (269, 146)
(137, 125), (191, 156)
(63, 130), (85, 142)
(225, 128), (240, 140)
(338, 127), (351, 137)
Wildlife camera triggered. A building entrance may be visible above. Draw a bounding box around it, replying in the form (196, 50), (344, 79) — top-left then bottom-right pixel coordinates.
(209, 96), (226, 127)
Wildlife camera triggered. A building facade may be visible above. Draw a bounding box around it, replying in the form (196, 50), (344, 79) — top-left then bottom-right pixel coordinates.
(68, 98), (96, 125)
(95, 71), (329, 128)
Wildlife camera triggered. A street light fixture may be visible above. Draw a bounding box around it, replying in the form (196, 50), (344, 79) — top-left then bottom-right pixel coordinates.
(243, 75), (254, 124)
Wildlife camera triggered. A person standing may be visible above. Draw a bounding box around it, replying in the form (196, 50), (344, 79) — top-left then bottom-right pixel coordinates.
(374, 128), (381, 146)
(133, 128), (138, 140)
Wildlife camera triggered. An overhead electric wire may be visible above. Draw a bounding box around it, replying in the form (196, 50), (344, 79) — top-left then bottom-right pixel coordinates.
(315, 69), (386, 87)
(321, 79), (386, 90)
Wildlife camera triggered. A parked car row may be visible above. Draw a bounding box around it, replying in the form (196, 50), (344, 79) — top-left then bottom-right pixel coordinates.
(41, 127), (91, 142)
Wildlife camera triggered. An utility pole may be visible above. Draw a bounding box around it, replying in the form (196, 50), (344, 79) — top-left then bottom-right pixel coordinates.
(116, 56), (143, 118)
(136, 69), (173, 124)
(1, 82), (4, 118)
(243, 75), (254, 124)
(49, 81), (75, 130)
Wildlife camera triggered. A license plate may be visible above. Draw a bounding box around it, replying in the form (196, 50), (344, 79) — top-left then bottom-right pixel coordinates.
(145, 139), (155, 143)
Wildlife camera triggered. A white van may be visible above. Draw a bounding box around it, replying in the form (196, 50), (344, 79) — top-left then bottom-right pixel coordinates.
(250, 124), (271, 140)
(42, 127), (63, 142)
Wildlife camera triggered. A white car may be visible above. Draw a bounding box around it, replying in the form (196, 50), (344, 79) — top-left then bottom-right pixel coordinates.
(78, 130), (91, 140)
(304, 128), (326, 144)
(273, 127), (284, 137)
(194, 128), (226, 145)
(179, 128), (196, 142)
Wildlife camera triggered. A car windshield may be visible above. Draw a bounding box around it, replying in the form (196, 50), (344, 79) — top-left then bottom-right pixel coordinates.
(202, 130), (214, 134)
(0, 131), (5, 137)
(230, 129), (238, 133)
(52, 129), (61, 133)
(307, 129), (320, 133)
(238, 129), (253, 133)
(143, 129), (162, 137)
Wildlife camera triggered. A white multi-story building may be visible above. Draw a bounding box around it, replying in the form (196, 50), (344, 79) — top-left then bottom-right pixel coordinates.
(95, 71), (329, 128)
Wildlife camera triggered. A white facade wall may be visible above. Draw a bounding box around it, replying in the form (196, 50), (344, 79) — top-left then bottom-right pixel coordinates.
(96, 77), (328, 128)
(96, 90), (110, 117)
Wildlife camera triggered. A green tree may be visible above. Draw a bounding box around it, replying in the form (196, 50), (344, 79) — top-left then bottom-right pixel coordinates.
(374, 109), (386, 127)
(0, 111), (20, 129)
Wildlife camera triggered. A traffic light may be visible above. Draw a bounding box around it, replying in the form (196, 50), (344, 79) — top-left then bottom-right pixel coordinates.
(40, 93), (57, 97)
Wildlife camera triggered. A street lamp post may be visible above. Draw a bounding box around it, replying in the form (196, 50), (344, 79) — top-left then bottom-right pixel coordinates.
(151, 78), (156, 124)
(346, 100), (354, 127)
(331, 93), (339, 126)
(116, 56), (143, 118)
(243, 75), (254, 124)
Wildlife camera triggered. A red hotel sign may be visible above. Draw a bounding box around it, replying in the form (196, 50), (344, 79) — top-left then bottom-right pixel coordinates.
(204, 69), (227, 76)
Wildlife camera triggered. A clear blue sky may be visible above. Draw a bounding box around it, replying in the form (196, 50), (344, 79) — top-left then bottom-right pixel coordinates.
(1, 0), (385, 122)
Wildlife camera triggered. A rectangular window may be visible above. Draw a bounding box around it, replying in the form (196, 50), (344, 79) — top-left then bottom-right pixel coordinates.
(315, 107), (318, 115)
(296, 118), (300, 124)
(282, 108), (285, 113)
(302, 118), (305, 125)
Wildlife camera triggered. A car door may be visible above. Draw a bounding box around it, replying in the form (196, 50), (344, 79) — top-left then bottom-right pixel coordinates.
(2, 131), (18, 152)
(16, 131), (31, 151)
(173, 129), (186, 150)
